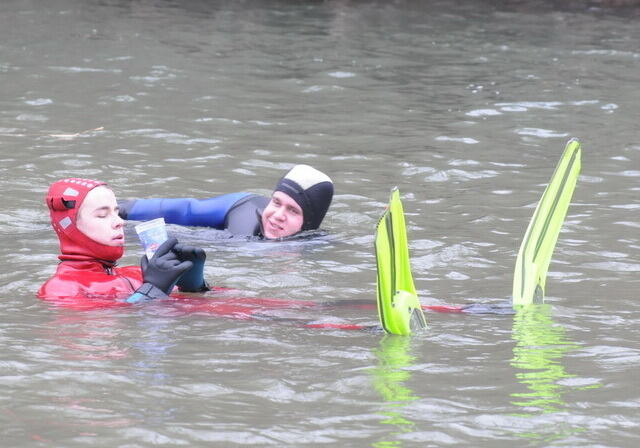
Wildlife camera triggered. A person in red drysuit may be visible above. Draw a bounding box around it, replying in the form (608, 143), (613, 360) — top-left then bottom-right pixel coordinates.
(38, 178), (208, 308)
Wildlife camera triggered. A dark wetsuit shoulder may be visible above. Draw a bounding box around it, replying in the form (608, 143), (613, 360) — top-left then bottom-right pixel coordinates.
(224, 194), (269, 236)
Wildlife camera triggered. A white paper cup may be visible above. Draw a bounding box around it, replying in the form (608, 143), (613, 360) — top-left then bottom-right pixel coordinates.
(135, 218), (168, 259)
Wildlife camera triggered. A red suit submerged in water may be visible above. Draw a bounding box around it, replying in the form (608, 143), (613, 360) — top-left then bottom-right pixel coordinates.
(38, 259), (317, 316)
(38, 261), (143, 309)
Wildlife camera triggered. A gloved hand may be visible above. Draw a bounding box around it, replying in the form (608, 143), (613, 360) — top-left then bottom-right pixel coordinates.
(117, 199), (135, 220)
(140, 237), (193, 294)
(173, 243), (209, 292)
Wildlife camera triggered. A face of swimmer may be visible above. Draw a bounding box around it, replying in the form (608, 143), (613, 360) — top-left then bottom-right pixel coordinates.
(76, 186), (125, 247)
(261, 191), (304, 239)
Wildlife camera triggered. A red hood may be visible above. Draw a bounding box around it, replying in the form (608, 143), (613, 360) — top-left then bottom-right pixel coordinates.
(46, 178), (124, 265)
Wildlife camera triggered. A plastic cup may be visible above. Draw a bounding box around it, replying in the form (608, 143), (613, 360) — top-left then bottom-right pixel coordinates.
(135, 218), (168, 259)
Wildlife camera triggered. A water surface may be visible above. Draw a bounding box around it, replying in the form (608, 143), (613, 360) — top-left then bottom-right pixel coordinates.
(1, 0), (639, 446)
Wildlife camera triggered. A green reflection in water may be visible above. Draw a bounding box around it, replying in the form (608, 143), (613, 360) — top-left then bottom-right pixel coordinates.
(511, 304), (578, 414)
(510, 304), (599, 441)
(370, 335), (419, 448)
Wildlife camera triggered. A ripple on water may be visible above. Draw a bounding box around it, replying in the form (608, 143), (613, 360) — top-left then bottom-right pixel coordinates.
(121, 128), (220, 145)
(16, 113), (48, 122)
(614, 221), (640, 229)
(24, 98), (53, 106)
(303, 85), (345, 93)
(435, 136), (479, 144)
(412, 243), (483, 270)
(580, 261), (640, 273)
(425, 168), (500, 182)
(465, 109), (502, 117)
(583, 345), (640, 368)
(48, 66), (123, 73)
(1, 2), (639, 447)
(327, 71), (356, 78)
(515, 128), (570, 138)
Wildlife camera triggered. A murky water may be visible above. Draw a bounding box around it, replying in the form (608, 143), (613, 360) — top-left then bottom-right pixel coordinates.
(1, 0), (639, 446)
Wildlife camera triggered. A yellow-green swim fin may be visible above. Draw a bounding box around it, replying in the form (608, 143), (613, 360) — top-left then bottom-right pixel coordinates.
(375, 188), (427, 335)
(512, 138), (582, 306)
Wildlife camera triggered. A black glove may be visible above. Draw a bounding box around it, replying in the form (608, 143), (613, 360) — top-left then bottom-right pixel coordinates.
(117, 199), (135, 220)
(140, 237), (193, 294)
(173, 243), (209, 292)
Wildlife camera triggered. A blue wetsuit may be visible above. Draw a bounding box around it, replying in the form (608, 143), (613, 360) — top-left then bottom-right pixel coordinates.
(119, 193), (270, 237)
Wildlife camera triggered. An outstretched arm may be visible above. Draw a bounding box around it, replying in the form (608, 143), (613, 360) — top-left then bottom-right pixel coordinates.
(119, 192), (252, 228)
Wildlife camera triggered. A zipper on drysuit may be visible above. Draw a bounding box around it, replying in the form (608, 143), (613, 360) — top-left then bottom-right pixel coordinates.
(103, 263), (137, 293)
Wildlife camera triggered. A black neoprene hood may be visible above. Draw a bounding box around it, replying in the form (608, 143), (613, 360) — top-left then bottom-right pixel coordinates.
(273, 165), (334, 231)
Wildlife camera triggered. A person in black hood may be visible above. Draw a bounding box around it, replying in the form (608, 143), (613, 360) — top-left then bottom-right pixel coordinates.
(118, 164), (334, 239)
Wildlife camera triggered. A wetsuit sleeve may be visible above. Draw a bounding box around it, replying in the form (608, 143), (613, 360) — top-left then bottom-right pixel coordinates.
(224, 195), (270, 236)
(119, 193), (252, 228)
(125, 283), (170, 304)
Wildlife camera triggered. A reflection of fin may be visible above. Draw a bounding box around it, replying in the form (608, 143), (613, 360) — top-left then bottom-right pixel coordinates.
(375, 188), (427, 335)
(513, 139), (581, 306)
